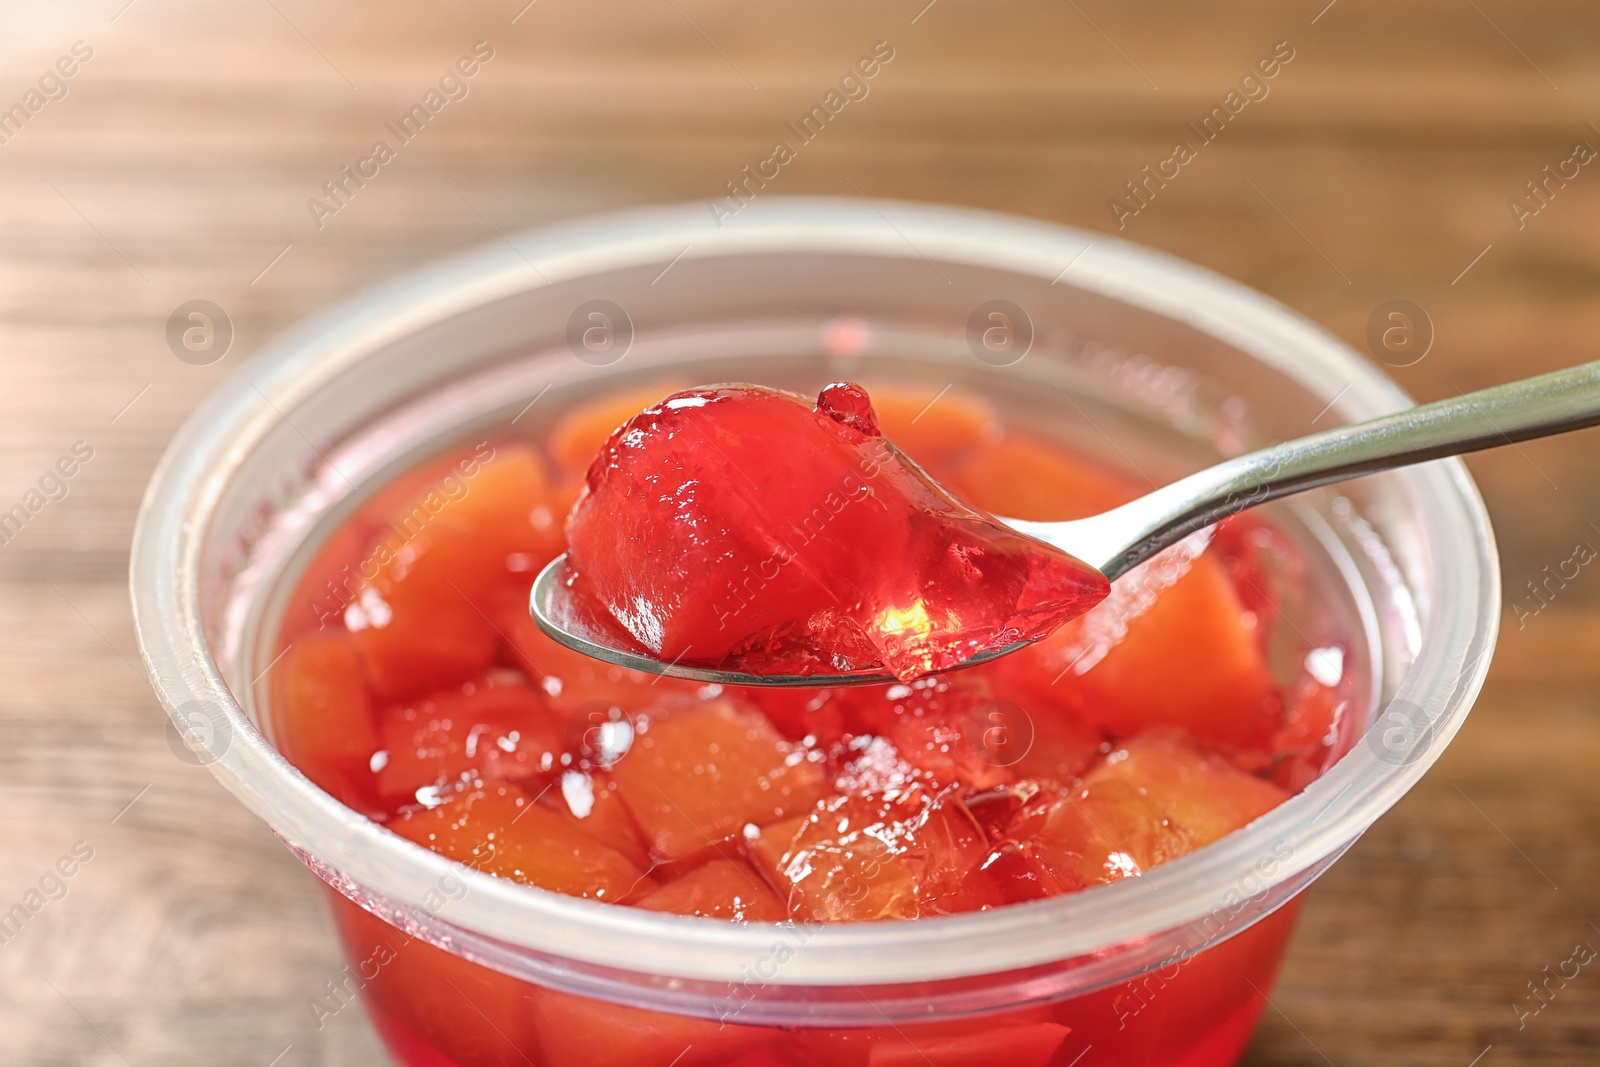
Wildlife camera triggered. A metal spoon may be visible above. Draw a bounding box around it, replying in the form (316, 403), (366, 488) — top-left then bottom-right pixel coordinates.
(532, 361), (1600, 687)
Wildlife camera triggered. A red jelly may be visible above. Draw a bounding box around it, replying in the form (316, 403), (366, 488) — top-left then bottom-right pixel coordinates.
(271, 380), (1357, 1067)
(563, 383), (1111, 681)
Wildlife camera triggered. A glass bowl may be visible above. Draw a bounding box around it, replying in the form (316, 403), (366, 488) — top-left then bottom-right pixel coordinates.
(130, 197), (1498, 1066)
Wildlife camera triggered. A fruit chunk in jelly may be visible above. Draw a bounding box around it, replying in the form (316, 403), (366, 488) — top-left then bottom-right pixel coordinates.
(375, 669), (565, 798)
(841, 676), (1105, 790)
(1003, 551), (1279, 750)
(546, 769), (654, 869)
(1012, 731), (1289, 884)
(275, 634), (379, 795)
(633, 858), (787, 921)
(748, 787), (989, 920)
(495, 598), (698, 718)
(563, 383), (1110, 681)
(347, 444), (562, 700)
(390, 783), (655, 901)
(611, 700), (829, 862)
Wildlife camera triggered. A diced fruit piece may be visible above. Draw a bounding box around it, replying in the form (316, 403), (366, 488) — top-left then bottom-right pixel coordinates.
(414, 442), (566, 589)
(1088, 733), (1290, 847)
(842, 676), (1104, 790)
(349, 590), (499, 705)
(747, 788), (989, 921)
(390, 783), (654, 901)
(837, 677), (1010, 790)
(963, 780), (1048, 839)
(947, 432), (1137, 521)
(1010, 779), (1181, 887)
(634, 859), (787, 921)
(303, 448), (495, 627)
(375, 669), (565, 799)
(868, 1022), (1071, 1067)
(356, 448), (492, 537)
(545, 769), (653, 869)
(964, 840), (1077, 905)
(564, 384), (1109, 681)
(548, 384), (687, 477)
(857, 380), (1001, 472)
(348, 443), (562, 700)
(832, 735), (925, 798)
(612, 700), (829, 862)
(1004, 552), (1279, 749)
(274, 634), (379, 794)
(496, 599), (699, 719)
(529, 987), (774, 1067)
(1003, 700), (1107, 785)
(1013, 732), (1289, 884)
(1271, 675), (1347, 793)
(282, 517), (383, 644)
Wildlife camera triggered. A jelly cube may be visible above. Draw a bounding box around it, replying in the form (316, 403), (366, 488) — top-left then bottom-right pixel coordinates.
(496, 599), (699, 719)
(1004, 552), (1279, 749)
(349, 593), (499, 706)
(963, 780), (1048, 839)
(634, 858), (787, 922)
(1209, 512), (1301, 646)
(741, 685), (847, 746)
(390, 783), (654, 901)
(840, 677), (1014, 791)
(1270, 675), (1347, 793)
(612, 699), (829, 862)
(839, 676), (1103, 791)
(1014, 731), (1289, 883)
(546, 768), (653, 870)
(1011, 778), (1182, 887)
(1003, 699), (1107, 785)
(273, 634), (379, 796)
(1090, 731), (1290, 846)
(747, 788), (989, 921)
(970, 839), (1078, 903)
(349, 444), (562, 700)
(375, 669), (566, 799)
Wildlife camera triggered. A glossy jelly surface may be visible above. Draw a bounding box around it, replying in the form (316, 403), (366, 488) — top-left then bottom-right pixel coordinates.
(272, 380), (1358, 1067)
(564, 383), (1110, 681)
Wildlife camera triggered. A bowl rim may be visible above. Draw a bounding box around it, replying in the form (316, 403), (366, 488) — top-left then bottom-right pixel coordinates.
(130, 195), (1500, 987)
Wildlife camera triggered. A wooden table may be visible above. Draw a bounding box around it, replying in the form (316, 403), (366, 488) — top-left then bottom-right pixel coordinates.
(1, 0), (1596, 1063)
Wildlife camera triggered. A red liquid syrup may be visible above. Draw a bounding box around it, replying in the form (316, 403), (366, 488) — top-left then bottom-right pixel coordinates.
(272, 380), (1358, 1067)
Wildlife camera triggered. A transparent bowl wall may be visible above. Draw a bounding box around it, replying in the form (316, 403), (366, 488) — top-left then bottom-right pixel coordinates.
(131, 199), (1498, 1038)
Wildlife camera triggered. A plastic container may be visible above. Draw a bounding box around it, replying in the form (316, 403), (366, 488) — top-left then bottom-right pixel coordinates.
(130, 198), (1499, 1066)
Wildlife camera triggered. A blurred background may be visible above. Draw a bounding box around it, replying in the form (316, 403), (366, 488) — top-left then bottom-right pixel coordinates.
(2, 0), (1598, 1063)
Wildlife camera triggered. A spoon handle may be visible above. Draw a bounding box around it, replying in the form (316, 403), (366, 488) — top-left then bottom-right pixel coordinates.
(1032, 360), (1600, 581)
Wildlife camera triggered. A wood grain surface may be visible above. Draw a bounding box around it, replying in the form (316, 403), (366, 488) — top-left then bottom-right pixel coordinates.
(1, 1), (1598, 1063)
